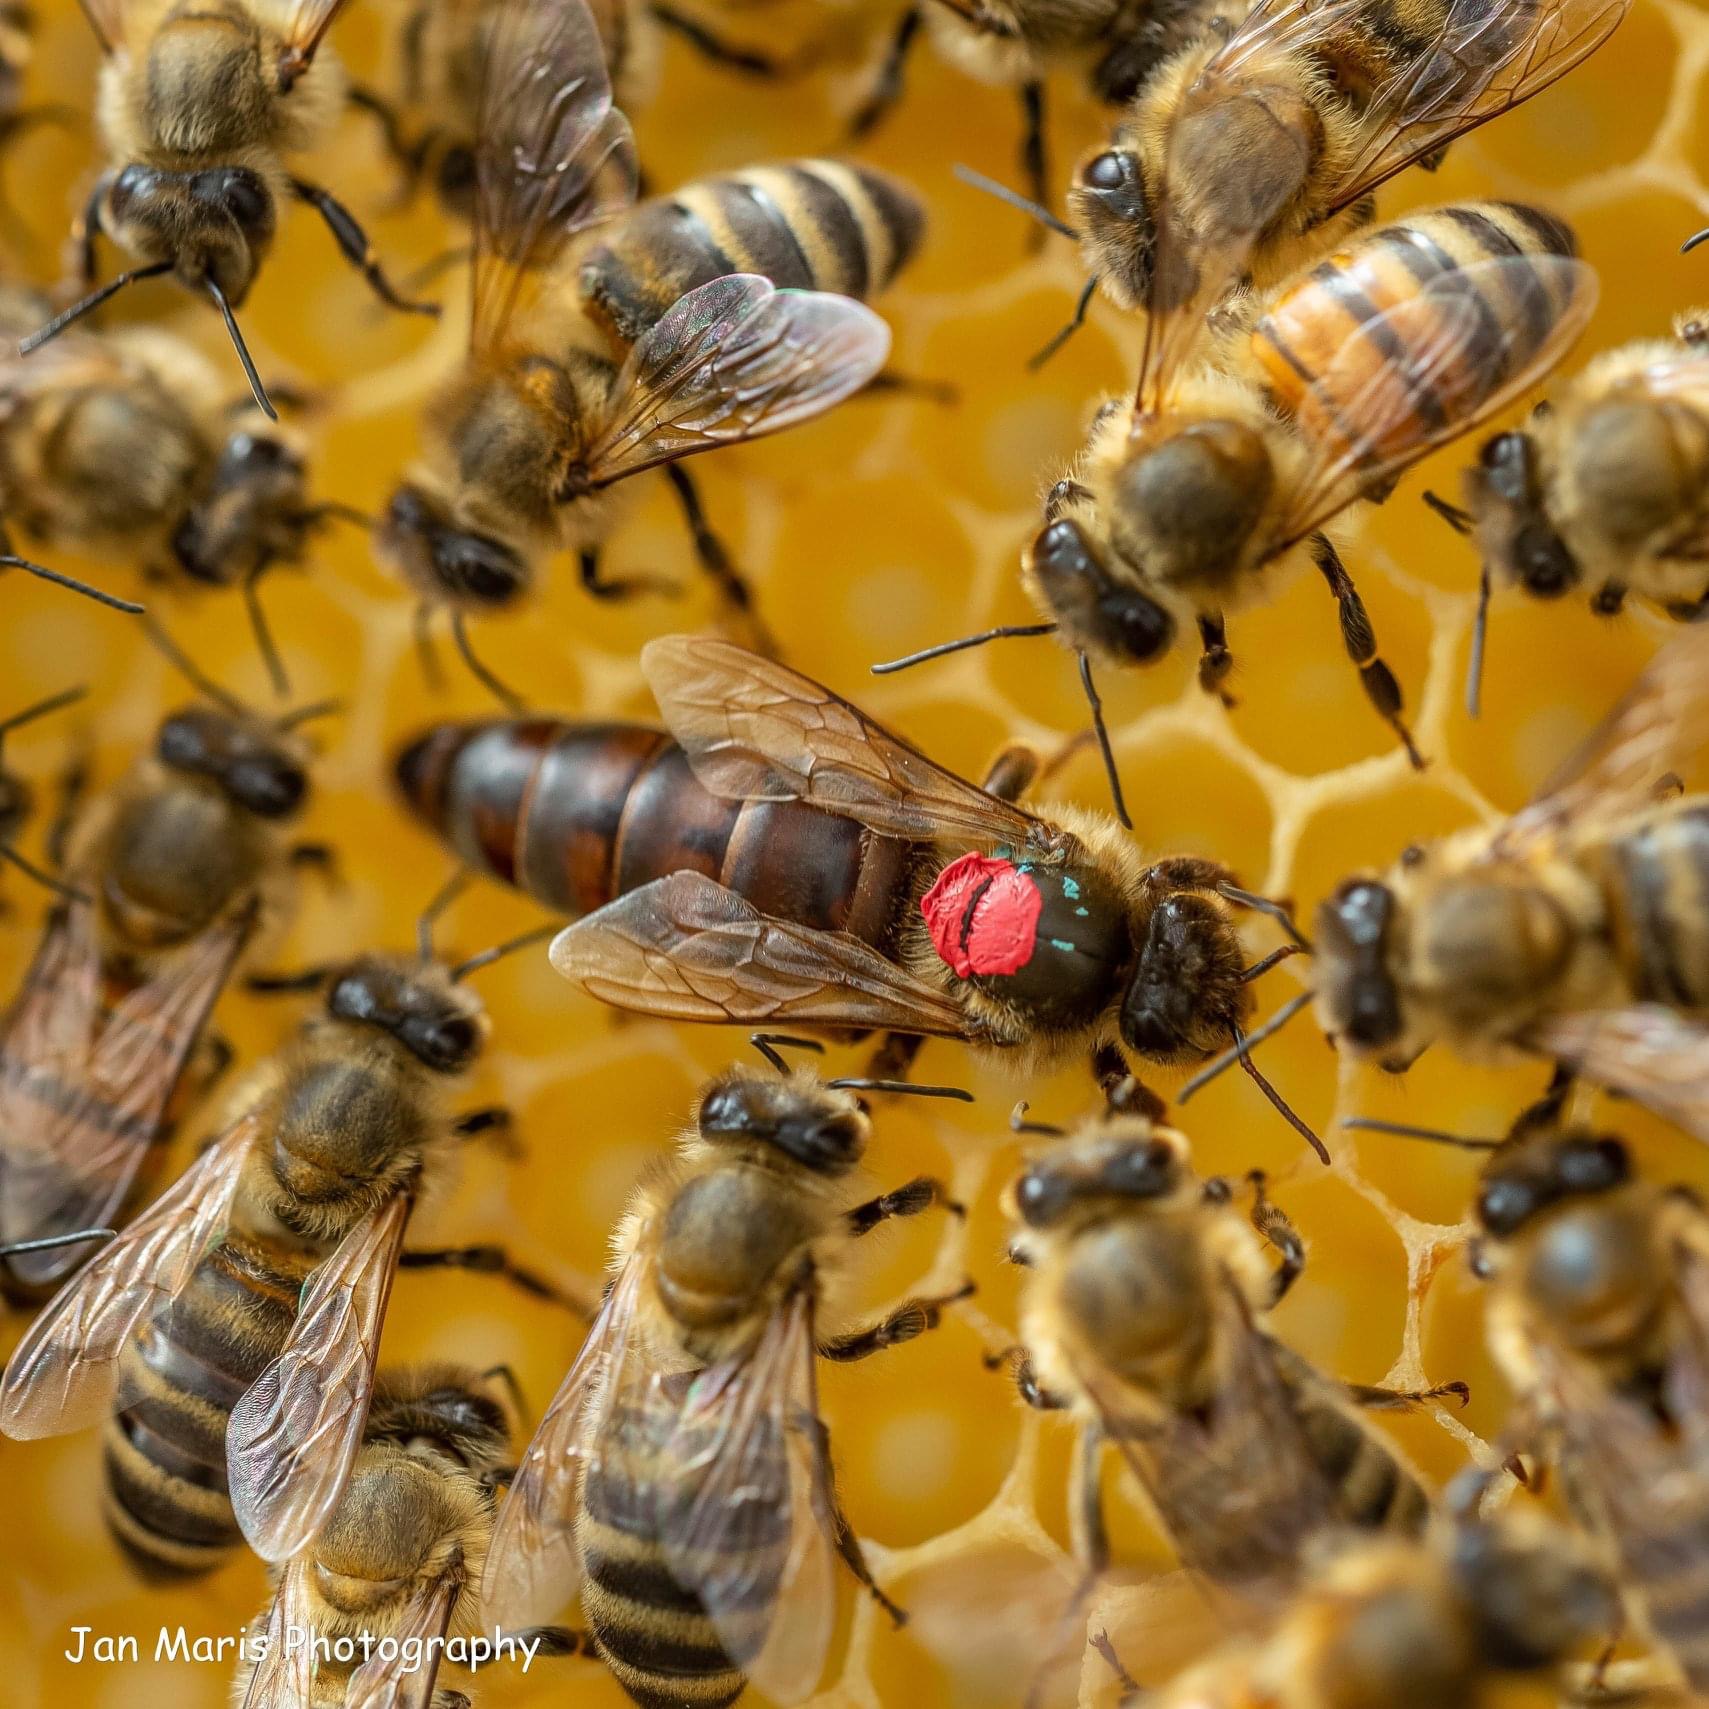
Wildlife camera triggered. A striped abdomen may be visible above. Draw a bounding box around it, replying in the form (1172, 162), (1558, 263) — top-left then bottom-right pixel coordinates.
(393, 719), (914, 950)
(579, 159), (924, 345)
(579, 1384), (788, 1709)
(1595, 800), (1709, 1011)
(1288, 1379), (1431, 1538)
(1250, 200), (1587, 467)
(102, 1231), (313, 1577)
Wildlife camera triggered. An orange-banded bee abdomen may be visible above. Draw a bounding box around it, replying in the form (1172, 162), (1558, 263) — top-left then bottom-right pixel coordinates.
(394, 719), (915, 948)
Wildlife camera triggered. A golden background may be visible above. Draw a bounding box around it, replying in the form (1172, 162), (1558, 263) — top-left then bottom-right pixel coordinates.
(2, 0), (1709, 1703)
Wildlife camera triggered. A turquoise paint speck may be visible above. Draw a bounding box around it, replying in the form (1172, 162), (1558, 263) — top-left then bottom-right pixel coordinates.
(1062, 876), (1081, 899)
(1050, 938), (1075, 953)
(1074, 906), (1089, 917)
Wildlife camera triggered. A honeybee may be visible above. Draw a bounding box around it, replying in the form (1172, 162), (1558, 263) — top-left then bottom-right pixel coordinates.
(34, 0), (433, 415)
(1314, 623), (1709, 1147)
(0, 678), (325, 1301)
(0, 892), (567, 1576)
(1429, 310), (1709, 712)
(998, 1106), (1448, 1634)
(1460, 1120), (1709, 1693)
(1044, 0), (1625, 359)
(942, 200), (1595, 770)
(514, 635), (1323, 1150)
(375, 0), (915, 704)
(480, 1049), (974, 1709)
(237, 1363), (583, 1709)
(0, 324), (359, 690)
(1131, 1511), (1618, 1709)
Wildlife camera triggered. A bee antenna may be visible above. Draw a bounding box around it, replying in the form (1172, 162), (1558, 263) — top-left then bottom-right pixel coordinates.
(0, 1225), (116, 1258)
(0, 685), (87, 740)
(1421, 491), (1474, 537)
(1466, 562), (1492, 720)
(1028, 276), (1099, 371)
(17, 259), (174, 356)
(750, 1032), (825, 1073)
(872, 622), (1058, 676)
(142, 614), (249, 716)
(0, 839), (92, 905)
(1216, 883), (1313, 952)
(275, 698), (343, 732)
(300, 500), (378, 532)
(202, 275), (277, 422)
(0, 551), (143, 614)
(1682, 226), (1709, 255)
(826, 1077), (974, 1101)
(450, 923), (556, 983)
(1010, 1100), (1066, 1137)
(243, 564), (289, 699)
(1341, 1116), (1503, 1151)
(1077, 651), (1131, 830)
(1230, 1031), (1327, 1165)
(952, 164), (1078, 240)
(453, 611), (528, 713)
(417, 867), (472, 963)
(1176, 991), (1323, 1155)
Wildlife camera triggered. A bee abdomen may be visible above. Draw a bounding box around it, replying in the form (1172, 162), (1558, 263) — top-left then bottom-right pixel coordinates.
(1604, 802), (1709, 1009)
(393, 719), (913, 949)
(579, 159), (924, 345)
(1297, 1398), (1429, 1534)
(1625, 1507), (1709, 1688)
(1251, 200), (1586, 464)
(99, 1234), (307, 1578)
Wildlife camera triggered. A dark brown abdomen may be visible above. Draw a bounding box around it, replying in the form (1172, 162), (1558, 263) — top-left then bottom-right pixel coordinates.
(578, 159), (924, 345)
(1599, 800), (1709, 1011)
(394, 720), (914, 950)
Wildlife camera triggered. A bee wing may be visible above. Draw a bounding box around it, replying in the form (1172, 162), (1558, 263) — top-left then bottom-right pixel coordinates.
(658, 1288), (837, 1704)
(276, 0), (357, 81)
(0, 898), (257, 1291)
(1093, 1280), (1339, 1594)
(227, 1191), (411, 1562)
(641, 634), (1046, 845)
(1495, 624), (1709, 853)
(469, 0), (638, 356)
(579, 275), (890, 485)
(344, 1562), (467, 1709)
(239, 1554), (319, 1709)
(1528, 1007), (1709, 1146)
(1329, 0), (1629, 210)
(483, 1246), (650, 1628)
(1270, 253), (1598, 551)
(0, 1108), (260, 1439)
(550, 873), (974, 1037)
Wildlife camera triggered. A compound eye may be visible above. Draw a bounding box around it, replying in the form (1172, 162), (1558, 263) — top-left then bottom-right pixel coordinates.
(229, 756), (306, 819)
(198, 166), (272, 232)
(1080, 151), (1129, 191)
(1558, 1136), (1630, 1194)
(156, 712), (208, 772)
(1478, 431), (1534, 503)
(415, 1014), (478, 1070)
(435, 532), (524, 606)
(1478, 1176), (1536, 1236)
(1016, 1169), (1070, 1227)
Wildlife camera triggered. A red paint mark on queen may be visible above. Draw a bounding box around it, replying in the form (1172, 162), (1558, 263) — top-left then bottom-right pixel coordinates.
(921, 852), (1043, 979)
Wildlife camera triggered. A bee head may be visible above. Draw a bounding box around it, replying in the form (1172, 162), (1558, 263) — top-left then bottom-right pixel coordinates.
(171, 430), (309, 587)
(1475, 1128), (1631, 1238)
(105, 163), (277, 305)
(156, 705), (308, 820)
(1066, 147), (1151, 306)
(1466, 431), (1580, 599)
(1451, 1516), (1619, 1670)
(378, 482), (531, 611)
(1010, 1125), (1189, 1230)
(1024, 517), (1175, 667)
(1110, 420), (1271, 592)
(326, 953), (489, 1073)
(1314, 878), (1407, 1057)
(364, 1364), (513, 1468)
(694, 1069), (870, 1176)
(1119, 891), (1249, 1063)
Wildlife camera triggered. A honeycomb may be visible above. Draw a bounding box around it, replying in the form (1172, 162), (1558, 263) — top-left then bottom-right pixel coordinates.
(3, 0), (1709, 1704)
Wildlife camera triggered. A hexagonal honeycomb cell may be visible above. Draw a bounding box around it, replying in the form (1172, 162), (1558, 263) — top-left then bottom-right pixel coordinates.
(2, 1), (1708, 1706)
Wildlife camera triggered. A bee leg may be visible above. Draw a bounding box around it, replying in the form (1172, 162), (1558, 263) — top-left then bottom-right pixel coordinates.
(1196, 612), (1235, 706)
(984, 1345), (1069, 1410)
(288, 178), (439, 318)
(45, 750), (89, 872)
(245, 963), (335, 994)
(192, 1028), (235, 1097)
(1019, 82), (1050, 255)
(503, 1625), (592, 1658)
(1089, 1631), (1141, 1705)
(1246, 1169), (1304, 1304)
(577, 546), (680, 603)
(649, 4), (790, 76)
(846, 1176), (965, 1235)
(287, 841), (343, 890)
(73, 173), (112, 291)
(862, 1031), (924, 1082)
(1346, 1380), (1471, 1411)
(400, 1245), (595, 1315)
(453, 1105), (522, 1158)
(1308, 533), (1425, 770)
(479, 1362), (529, 1423)
(432, 1693), (470, 1709)
(798, 1413), (909, 1625)
(1045, 477), (1094, 521)
(345, 84), (430, 194)
(849, 4), (921, 139)
(981, 742), (1042, 802)
(862, 370), (959, 406)
(1091, 1042), (1167, 1119)
(818, 1282), (977, 1361)
(1028, 278), (1098, 372)
(662, 464), (776, 654)
(1027, 1429), (1110, 1709)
